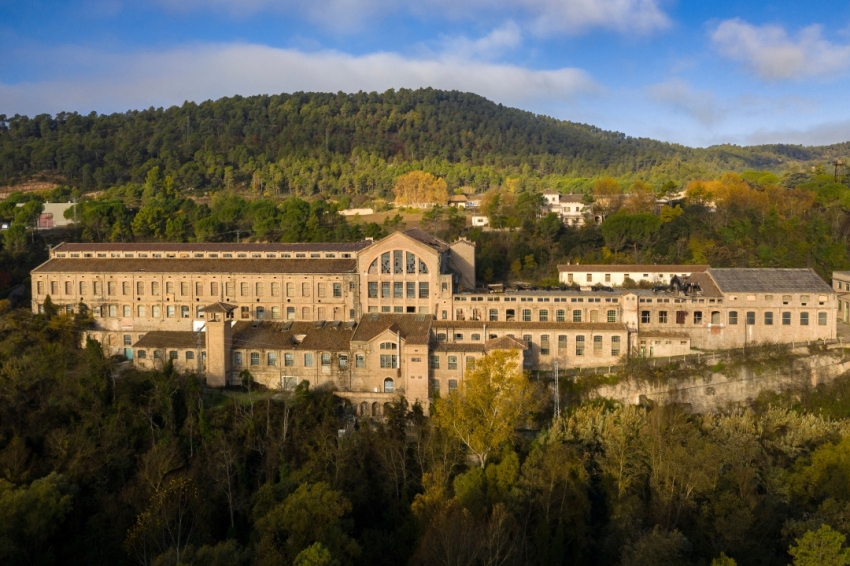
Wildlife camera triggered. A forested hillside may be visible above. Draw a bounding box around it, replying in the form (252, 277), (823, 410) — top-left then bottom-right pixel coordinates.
(1, 89), (847, 197)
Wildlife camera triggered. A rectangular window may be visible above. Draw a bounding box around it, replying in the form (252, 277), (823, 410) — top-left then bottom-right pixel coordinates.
(782, 312), (791, 325)
(36, 281), (44, 295)
(186, 351), (194, 361)
(169, 350), (178, 360)
(107, 281), (115, 296)
(271, 282), (280, 297)
(558, 335), (567, 350)
(196, 305), (204, 318)
(556, 309), (565, 322)
(746, 311), (755, 325)
(658, 311), (667, 324)
(694, 311), (703, 324)
(272, 306), (281, 319)
(321, 353), (331, 366)
(541, 335), (550, 356)
(368, 282), (378, 298)
(338, 354), (348, 369)
(728, 311), (738, 325)
(64, 281), (72, 295)
(490, 309), (499, 321)
(182, 306), (190, 318)
(284, 353), (294, 367)
(93, 281), (101, 295)
(522, 309), (531, 322)
(79, 281), (87, 295)
(355, 354), (365, 368)
(607, 310), (617, 323)
(108, 305), (118, 317)
(256, 306), (265, 319)
(123, 305), (131, 317)
(406, 282), (415, 299)
(394, 282), (403, 298)
(430, 355), (440, 369)
(302, 283), (310, 297)
(255, 282), (263, 297)
(819, 312), (828, 326)
(575, 336), (585, 356)
(800, 312), (809, 326)
(419, 282), (429, 299)
(466, 357), (476, 369)
(641, 311), (651, 324)
(151, 305), (161, 318)
(611, 336), (621, 356)
(380, 355), (398, 368)
(286, 282), (294, 297)
(333, 283), (341, 298)
(304, 353), (313, 367)
(267, 352), (277, 366)
(573, 310), (582, 322)
(136, 281), (144, 296)
(233, 352), (242, 366)
(764, 312), (773, 325)
(250, 352), (260, 366)
(381, 282), (390, 298)
(448, 356), (458, 370)
(123, 334), (132, 345)
(123, 281), (131, 296)
(194, 282), (202, 296)
(676, 311), (687, 324)
(317, 283), (326, 298)
(286, 307), (295, 320)
(539, 310), (549, 322)
(151, 281), (160, 295)
(225, 282), (234, 296)
(137, 305), (146, 317)
(593, 335), (603, 355)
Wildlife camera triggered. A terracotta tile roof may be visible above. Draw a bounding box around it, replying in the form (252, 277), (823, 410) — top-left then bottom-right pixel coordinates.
(134, 331), (202, 349)
(351, 313), (433, 345)
(557, 264), (708, 273)
(708, 268), (834, 294)
(204, 302), (237, 314)
(432, 321), (628, 332)
(231, 320), (356, 352)
(403, 228), (449, 251)
(52, 241), (371, 253)
(32, 257), (357, 274)
(485, 335), (528, 350)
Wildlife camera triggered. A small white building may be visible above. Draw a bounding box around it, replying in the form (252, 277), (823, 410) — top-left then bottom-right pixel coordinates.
(471, 215), (490, 227)
(338, 208), (374, 217)
(558, 264), (708, 286)
(542, 190), (589, 226)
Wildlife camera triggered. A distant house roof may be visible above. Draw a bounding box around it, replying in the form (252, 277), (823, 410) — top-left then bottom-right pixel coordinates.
(558, 194), (584, 203)
(707, 268), (834, 294)
(485, 335), (528, 351)
(447, 195), (468, 203)
(558, 264), (708, 274)
(32, 258), (358, 275)
(351, 313), (433, 345)
(52, 241), (372, 253)
(204, 302), (237, 314)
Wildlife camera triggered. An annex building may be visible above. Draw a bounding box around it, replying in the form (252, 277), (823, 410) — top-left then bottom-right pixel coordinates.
(30, 231), (837, 413)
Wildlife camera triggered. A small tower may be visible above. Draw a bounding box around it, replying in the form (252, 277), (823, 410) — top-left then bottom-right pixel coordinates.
(203, 302), (236, 387)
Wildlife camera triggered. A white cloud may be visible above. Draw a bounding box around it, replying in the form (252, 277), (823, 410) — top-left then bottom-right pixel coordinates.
(153, 0), (670, 36)
(0, 42), (598, 117)
(647, 79), (723, 126)
(710, 18), (850, 80)
(744, 120), (850, 146)
(440, 22), (523, 60)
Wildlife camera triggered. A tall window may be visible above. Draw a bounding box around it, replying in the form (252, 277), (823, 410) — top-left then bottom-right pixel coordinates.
(355, 354), (365, 368)
(556, 309), (565, 322)
(304, 353), (313, 367)
(79, 281), (87, 295)
(782, 312), (791, 325)
(240, 282), (249, 296)
(641, 311), (651, 324)
(233, 352), (242, 366)
(573, 310), (582, 322)
(539, 310), (549, 322)
(286, 282), (294, 297)
(448, 356), (458, 370)
(540, 335), (550, 355)
(333, 283), (342, 297)
(819, 312), (828, 326)
(250, 352), (260, 366)
(430, 355), (440, 369)
(271, 282), (280, 297)
(381, 282), (390, 298)
(267, 352), (277, 366)
(384, 378), (394, 393)
(136, 281), (144, 295)
(368, 282), (378, 298)
(694, 311), (703, 324)
(729, 311), (738, 325)
(151, 282), (160, 295)
(317, 283), (326, 297)
(107, 281), (115, 296)
(593, 335), (603, 355)
(301, 283), (310, 297)
(179, 282), (188, 296)
(490, 309), (499, 321)
(658, 311), (667, 324)
(575, 336), (585, 356)
(419, 282), (429, 299)
(225, 282), (234, 296)
(611, 336), (621, 356)
(522, 309), (531, 322)
(338, 355), (348, 369)
(407, 282), (416, 299)
(321, 353), (331, 366)
(746, 311), (755, 325)
(764, 312), (773, 325)
(394, 282), (403, 298)
(800, 312), (809, 326)
(558, 335), (567, 350)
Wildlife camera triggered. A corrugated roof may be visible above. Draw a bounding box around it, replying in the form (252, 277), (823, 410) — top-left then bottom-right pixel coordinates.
(351, 313), (433, 345)
(52, 241), (371, 253)
(433, 321), (627, 332)
(32, 257), (357, 274)
(134, 331), (202, 349)
(557, 264), (708, 273)
(708, 268), (834, 294)
(231, 321), (355, 352)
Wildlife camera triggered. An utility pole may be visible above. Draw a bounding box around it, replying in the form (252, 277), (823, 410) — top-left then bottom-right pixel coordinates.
(195, 324), (204, 379)
(553, 361), (560, 419)
(235, 229), (241, 243)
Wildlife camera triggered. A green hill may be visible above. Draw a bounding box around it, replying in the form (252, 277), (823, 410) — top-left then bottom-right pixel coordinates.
(1, 88), (847, 195)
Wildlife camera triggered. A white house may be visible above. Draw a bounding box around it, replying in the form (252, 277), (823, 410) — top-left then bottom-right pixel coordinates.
(558, 264), (708, 286)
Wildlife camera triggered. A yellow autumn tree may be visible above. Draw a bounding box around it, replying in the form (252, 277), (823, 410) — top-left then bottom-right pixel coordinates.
(622, 180), (656, 214)
(432, 349), (536, 468)
(591, 177), (623, 217)
(393, 171), (449, 207)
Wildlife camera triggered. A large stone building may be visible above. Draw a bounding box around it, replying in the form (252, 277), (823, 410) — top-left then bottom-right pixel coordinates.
(30, 232), (838, 412)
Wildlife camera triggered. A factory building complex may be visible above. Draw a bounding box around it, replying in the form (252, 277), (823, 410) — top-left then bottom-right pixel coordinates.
(30, 229), (838, 413)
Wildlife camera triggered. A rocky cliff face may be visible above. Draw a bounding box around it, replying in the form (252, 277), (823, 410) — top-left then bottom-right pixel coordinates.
(590, 346), (850, 413)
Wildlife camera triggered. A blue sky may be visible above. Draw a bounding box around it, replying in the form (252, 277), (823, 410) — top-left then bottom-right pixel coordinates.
(2, 1), (850, 147)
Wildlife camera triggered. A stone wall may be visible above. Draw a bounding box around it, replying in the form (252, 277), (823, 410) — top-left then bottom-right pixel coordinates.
(589, 346), (850, 413)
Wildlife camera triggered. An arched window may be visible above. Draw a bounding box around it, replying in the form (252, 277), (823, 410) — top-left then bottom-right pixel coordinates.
(384, 378), (394, 393)
(372, 402), (382, 417)
(359, 401), (368, 416)
(381, 252), (391, 274)
(419, 259), (429, 274)
(368, 259), (378, 274)
(406, 252), (417, 273)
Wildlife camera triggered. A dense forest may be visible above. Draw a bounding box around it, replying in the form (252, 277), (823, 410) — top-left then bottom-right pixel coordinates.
(4, 304), (850, 565)
(1, 89), (849, 197)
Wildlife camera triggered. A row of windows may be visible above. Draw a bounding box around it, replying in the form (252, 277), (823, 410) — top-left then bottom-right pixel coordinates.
(456, 296), (618, 304)
(58, 251), (352, 259)
(453, 308), (618, 323)
(232, 351), (352, 368)
(428, 336), (621, 366)
(368, 251), (429, 274)
(640, 309), (829, 326)
(368, 281), (429, 299)
(38, 280), (348, 298)
(93, 304), (352, 321)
